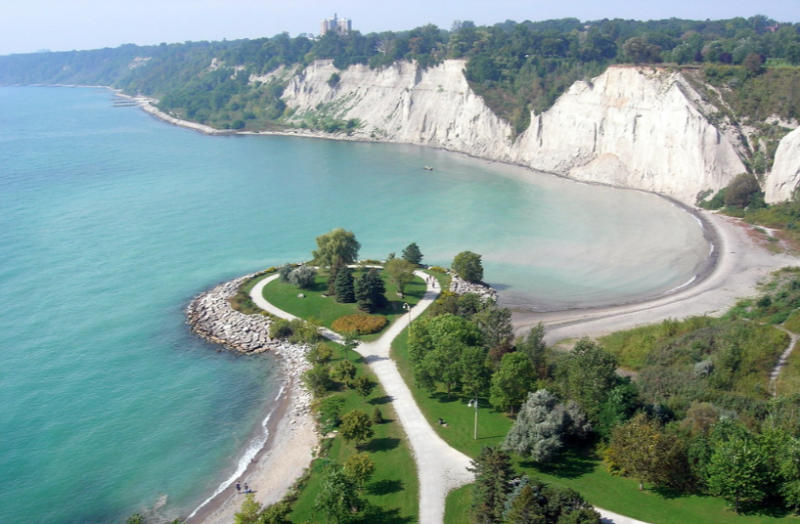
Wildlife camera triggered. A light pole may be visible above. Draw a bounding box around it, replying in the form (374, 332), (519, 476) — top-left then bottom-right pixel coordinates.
(403, 302), (412, 334)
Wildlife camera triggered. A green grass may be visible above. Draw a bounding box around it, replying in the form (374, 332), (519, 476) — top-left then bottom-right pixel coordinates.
(289, 342), (418, 523)
(443, 485), (472, 524)
(229, 271), (274, 315)
(775, 341), (800, 397)
(264, 269), (427, 341)
(445, 448), (793, 524)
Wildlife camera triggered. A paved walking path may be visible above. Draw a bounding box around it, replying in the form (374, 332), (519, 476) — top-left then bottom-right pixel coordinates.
(250, 272), (648, 524)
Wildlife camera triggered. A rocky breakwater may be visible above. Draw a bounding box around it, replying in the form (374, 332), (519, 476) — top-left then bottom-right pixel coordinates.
(449, 274), (499, 303)
(186, 273), (278, 353)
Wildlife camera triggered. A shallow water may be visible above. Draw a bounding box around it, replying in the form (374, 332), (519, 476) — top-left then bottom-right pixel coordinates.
(0, 86), (709, 523)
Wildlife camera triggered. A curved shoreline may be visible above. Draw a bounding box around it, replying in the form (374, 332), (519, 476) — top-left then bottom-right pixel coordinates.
(183, 275), (318, 524)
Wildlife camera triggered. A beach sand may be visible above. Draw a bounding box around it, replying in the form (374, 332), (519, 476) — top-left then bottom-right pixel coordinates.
(186, 346), (317, 524)
(513, 209), (800, 343)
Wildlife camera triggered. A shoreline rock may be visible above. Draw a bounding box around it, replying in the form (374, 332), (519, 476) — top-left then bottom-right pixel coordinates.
(448, 274), (499, 303)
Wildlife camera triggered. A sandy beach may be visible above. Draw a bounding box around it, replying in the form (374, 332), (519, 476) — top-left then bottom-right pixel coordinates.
(185, 343), (318, 524)
(513, 209), (800, 344)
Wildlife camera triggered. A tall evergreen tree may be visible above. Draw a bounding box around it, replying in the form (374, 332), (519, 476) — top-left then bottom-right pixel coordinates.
(470, 446), (516, 524)
(354, 267), (386, 312)
(401, 242), (424, 265)
(328, 257), (345, 296)
(335, 266), (355, 303)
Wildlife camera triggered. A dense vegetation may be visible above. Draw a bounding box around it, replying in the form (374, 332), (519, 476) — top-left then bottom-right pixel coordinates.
(3, 15), (799, 137)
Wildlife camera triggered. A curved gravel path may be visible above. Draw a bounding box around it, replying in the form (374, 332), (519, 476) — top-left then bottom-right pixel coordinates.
(251, 271), (473, 524)
(250, 272), (648, 524)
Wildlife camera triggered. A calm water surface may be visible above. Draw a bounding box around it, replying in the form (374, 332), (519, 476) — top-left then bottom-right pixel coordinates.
(0, 87), (708, 523)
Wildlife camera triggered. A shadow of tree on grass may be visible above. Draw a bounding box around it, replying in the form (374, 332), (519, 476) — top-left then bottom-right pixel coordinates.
(363, 437), (401, 453)
(368, 479), (404, 496)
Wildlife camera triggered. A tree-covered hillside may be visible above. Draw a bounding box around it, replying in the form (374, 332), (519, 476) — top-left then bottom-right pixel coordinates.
(2, 15), (799, 135)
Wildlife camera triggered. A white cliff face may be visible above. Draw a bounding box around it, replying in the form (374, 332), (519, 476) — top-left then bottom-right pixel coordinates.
(282, 59), (515, 160)
(514, 67), (747, 203)
(282, 61), (748, 204)
(766, 127), (800, 203)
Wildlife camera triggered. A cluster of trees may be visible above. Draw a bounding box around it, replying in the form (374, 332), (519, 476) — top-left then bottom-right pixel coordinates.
(5, 16), (798, 134)
(470, 446), (600, 524)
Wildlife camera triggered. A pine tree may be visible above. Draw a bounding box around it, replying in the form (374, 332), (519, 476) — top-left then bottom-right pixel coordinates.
(328, 257), (345, 296)
(355, 267), (385, 312)
(401, 242), (423, 265)
(335, 266), (355, 303)
(469, 446), (516, 524)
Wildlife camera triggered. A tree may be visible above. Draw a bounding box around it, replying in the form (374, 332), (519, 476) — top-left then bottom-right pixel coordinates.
(312, 228), (361, 267)
(742, 52), (764, 75)
(352, 375), (375, 398)
(504, 390), (591, 463)
(234, 493), (260, 524)
(340, 409), (374, 449)
(303, 363), (334, 397)
(327, 257), (345, 296)
(331, 360), (357, 384)
(473, 304), (514, 351)
(453, 251), (484, 283)
(515, 324), (548, 379)
(461, 345), (492, 399)
(704, 424), (771, 512)
(724, 173), (762, 208)
(258, 502), (292, 524)
(470, 446), (516, 524)
(409, 313), (483, 396)
(490, 352), (536, 414)
(557, 338), (618, 419)
(335, 267), (356, 303)
(354, 267), (386, 313)
(384, 258), (415, 298)
(344, 452), (375, 490)
(503, 483), (545, 524)
(288, 265), (317, 289)
(314, 465), (362, 524)
(607, 413), (665, 491)
(401, 242), (423, 265)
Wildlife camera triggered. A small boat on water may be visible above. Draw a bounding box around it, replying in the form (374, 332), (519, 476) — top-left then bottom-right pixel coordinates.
(423, 166), (434, 171)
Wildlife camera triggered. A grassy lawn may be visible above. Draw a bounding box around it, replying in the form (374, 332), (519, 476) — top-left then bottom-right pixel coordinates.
(289, 342), (418, 524)
(446, 452), (794, 524)
(263, 269), (426, 341)
(389, 278), (797, 524)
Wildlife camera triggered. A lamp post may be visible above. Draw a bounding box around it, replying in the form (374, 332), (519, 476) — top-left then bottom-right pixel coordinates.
(403, 302), (412, 334)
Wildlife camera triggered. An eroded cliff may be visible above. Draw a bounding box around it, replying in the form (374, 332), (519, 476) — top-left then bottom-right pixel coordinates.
(281, 60), (750, 204)
(766, 126), (800, 203)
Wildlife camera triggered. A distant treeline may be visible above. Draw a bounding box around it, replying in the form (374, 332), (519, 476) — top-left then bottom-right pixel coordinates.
(1, 15), (799, 134)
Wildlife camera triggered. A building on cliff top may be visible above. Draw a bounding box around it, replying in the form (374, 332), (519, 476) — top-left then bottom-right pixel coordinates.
(320, 14), (351, 36)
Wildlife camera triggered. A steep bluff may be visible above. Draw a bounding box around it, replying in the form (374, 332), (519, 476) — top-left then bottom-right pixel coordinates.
(282, 60), (747, 204)
(766, 126), (800, 203)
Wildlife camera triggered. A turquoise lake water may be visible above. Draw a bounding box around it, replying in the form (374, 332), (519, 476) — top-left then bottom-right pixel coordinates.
(0, 87), (709, 523)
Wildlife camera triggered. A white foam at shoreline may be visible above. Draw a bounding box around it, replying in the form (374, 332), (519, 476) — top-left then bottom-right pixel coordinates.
(187, 390), (283, 519)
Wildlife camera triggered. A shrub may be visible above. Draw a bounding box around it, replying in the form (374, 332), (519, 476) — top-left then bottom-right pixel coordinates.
(288, 265), (317, 289)
(452, 251), (484, 283)
(429, 266), (448, 274)
(785, 310), (800, 334)
(332, 314), (388, 335)
(278, 264), (293, 283)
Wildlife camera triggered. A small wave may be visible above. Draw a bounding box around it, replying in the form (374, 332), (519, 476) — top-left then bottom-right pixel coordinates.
(187, 402), (277, 519)
(275, 384), (286, 401)
(663, 275), (697, 295)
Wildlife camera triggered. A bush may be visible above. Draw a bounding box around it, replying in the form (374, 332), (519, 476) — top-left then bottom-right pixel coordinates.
(278, 264), (294, 283)
(785, 310), (800, 334)
(332, 314), (388, 335)
(724, 173), (763, 209)
(452, 251), (484, 283)
(288, 265), (317, 289)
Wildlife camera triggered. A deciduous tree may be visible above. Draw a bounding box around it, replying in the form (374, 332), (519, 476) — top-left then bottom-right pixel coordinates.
(343, 452), (375, 490)
(490, 352), (536, 414)
(313, 228), (360, 267)
(453, 251), (484, 283)
(340, 409), (374, 449)
(384, 258), (415, 298)
(314, 465), (362, 524)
